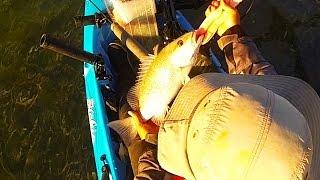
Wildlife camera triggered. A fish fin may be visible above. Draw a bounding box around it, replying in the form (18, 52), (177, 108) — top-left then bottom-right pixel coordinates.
(136, 55), (155, 83)
(108, 117), (137, 147)
(127, 85), (139, 110)
(182, 75), (190, 85)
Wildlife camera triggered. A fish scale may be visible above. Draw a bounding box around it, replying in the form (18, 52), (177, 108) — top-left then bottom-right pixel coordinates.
(109, 31), (203, 148)
(127, 31), (203, 123)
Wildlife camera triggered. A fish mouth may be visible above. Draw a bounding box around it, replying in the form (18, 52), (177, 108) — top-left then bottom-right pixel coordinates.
(192, 30), (205, 46)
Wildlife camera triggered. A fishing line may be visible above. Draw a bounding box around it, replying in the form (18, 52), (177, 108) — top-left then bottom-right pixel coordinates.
(241, 0), (255, 19)
(87, 0), (113, 24)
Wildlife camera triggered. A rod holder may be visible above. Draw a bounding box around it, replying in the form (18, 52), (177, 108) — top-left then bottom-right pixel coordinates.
(73, 13), (111, 28)
(40, 34), (103, 65)
(73, 15), (97, 27)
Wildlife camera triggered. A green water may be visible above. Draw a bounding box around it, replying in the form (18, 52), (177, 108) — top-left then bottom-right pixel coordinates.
(0, 0), (94, 179)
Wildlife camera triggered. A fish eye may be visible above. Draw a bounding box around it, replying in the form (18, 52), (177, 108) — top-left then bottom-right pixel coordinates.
(177, 40), (184, 47)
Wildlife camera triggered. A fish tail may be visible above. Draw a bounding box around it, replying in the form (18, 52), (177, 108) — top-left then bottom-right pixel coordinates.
(108, 117), (138, 147)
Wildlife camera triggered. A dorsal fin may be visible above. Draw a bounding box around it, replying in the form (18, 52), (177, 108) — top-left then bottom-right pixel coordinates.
(136, 55), (155, 83)
(127, 84), (139, 110)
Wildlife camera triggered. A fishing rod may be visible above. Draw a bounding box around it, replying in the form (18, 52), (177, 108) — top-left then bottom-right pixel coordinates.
(87, 0), (111, 22)
(39, 34), (108, 80)
(74, 0), (149, 61)
(40, 34), (102, 64)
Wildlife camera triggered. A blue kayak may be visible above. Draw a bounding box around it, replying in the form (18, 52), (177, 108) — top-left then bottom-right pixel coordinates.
(82, 0), (207, 179)
(83, 0), (125, 179)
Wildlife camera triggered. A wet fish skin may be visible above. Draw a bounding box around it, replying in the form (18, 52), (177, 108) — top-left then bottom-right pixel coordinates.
(128, 31), (202, 123)
(109, 32), (202, 146)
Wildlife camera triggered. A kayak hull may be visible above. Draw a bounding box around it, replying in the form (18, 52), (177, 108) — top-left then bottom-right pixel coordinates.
(83, 1), (196, 179)
(83, 1), (125, 180)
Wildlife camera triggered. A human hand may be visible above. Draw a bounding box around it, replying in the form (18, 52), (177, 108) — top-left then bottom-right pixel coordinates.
(128, 111), (159, 140)
(196, 0), (241, 44)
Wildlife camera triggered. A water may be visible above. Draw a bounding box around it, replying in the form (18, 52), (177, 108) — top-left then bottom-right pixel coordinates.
(0, 0), (94, 179)
(0, 0), (319, 179)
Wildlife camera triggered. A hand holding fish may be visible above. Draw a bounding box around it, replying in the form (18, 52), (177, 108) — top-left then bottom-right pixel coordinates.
(195, 0), (241, 44)
(128, 111), (159, 140)
(108, 111), (159, 147)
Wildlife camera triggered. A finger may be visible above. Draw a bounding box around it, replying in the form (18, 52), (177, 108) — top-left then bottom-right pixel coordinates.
(212, 1), (220, 7)
(211, 0), (220, 5)
(210, 5), (217, 11)
(205, 7), (211, 17)
(220, 0), (236, 11)
(205, 5), (217, 15)
(202, 31), (215, 45)
(230, 0), (242, 8)
(201, 11), (226, 44)
(200, 7), (223, 30)
(206, 0), (221, 17)
(128, 111), (136, 118)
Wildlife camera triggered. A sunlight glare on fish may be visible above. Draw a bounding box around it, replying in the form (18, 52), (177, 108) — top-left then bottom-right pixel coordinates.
(141, 93), (165, 120)
(157, 68), (171, 84)
(170, 42), (195, 67)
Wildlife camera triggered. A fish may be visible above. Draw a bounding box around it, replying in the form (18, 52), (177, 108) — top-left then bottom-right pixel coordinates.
(127, 31), (203, 124)
(109, 32), (203, 146)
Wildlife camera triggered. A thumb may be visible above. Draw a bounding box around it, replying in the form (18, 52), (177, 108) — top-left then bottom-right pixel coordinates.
(198, 6), (224, 44)
(225, 0), (242, 8)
